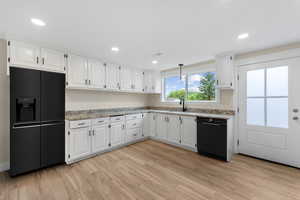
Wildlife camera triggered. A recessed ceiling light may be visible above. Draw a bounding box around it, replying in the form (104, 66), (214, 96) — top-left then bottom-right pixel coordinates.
(152, 60), (158, 64)
(31, 18), (46, 26)
(111, 47), (120, 52)
(238, 33), (249, 40)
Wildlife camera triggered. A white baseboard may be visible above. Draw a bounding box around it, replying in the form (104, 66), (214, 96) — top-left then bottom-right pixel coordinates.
(0, 162), (9, 172)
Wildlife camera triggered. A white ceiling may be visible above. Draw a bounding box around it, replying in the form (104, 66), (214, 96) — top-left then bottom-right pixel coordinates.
(1, 0), (300, 70)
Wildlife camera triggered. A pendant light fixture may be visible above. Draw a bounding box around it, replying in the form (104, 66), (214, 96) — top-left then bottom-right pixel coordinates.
(179, 64), (184, 80)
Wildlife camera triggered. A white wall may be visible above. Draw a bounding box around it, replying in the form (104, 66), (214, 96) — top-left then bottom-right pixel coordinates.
(66, 90), (149, 111)
(0, 39), (9, 171)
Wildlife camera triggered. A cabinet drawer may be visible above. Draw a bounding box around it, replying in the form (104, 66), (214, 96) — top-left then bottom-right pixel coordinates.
(92, 118), (109, 126)
(126, 119), (143, 129)
(126, 128), (141, 142)
(126, 114), (143, 121)
(69, 120), (91, 129)
(110, 116), (125, 123)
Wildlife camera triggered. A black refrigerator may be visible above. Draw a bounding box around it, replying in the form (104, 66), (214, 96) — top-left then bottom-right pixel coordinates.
(10, 67), (65, 176)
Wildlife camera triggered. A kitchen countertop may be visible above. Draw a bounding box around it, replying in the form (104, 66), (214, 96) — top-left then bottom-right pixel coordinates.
(66, 107), (235, 121)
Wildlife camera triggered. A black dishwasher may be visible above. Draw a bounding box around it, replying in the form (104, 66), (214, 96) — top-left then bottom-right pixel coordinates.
(197, 117), (228, 161)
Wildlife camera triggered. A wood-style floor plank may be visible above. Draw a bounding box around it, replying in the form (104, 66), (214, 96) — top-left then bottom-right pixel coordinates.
(1, 140), (300, 200)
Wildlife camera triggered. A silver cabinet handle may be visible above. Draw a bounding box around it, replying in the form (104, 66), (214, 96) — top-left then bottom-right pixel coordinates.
(89, 80), (91, 85)
(93, 130), (95, 136)
(88, 130), (92, 136)
(78, 122), (86, 126)
(293, 116), (299, 121)
(293, 109), (299, 113)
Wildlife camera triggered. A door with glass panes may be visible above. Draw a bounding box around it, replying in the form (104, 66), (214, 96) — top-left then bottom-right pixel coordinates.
(238, 57), (300, 167)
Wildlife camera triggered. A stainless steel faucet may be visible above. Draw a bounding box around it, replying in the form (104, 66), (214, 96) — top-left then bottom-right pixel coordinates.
(179, 97), (187, 112)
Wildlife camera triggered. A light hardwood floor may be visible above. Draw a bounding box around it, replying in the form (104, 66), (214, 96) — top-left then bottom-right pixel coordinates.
(1, 140), (300, 200)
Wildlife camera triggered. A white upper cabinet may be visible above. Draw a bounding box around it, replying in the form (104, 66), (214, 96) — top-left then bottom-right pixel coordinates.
(41, 48), (66, 73)
(8, 40), (41, 68)
(106, 63), (120, 90)
(143, 71), (152, 93)
(153, 71), (162, 94)
(216, 54), (235, 89)
(120, 66), (132, 91)
(180, 116), (197, 149)
(132, 69), (144, 92)
(88, 59), (106, 89)
(67, 54), (88, 88)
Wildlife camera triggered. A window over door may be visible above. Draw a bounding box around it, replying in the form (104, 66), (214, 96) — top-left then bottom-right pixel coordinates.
(246, 66), (288, 128)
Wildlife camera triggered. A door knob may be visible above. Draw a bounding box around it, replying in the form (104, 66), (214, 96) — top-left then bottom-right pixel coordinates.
(293, 116), (299, 120)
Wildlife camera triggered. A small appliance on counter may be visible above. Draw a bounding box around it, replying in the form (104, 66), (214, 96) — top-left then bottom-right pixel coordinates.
(10, 67), (65, 176)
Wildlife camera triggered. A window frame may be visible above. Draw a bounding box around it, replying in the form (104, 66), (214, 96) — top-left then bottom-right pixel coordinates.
(161, 67), (219, 103)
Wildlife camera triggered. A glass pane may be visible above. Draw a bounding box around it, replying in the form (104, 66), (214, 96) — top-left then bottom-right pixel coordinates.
(267, 66), (288, 97)
(164, 76), (185, 101)
(247, 69), (265, 97)
(187, 72), (216, 101)
(247, 98), (265, 126)
(267, 98), (288, 128)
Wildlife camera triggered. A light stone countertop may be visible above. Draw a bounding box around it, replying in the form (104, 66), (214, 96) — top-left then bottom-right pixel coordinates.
(65, 107), (234, 121)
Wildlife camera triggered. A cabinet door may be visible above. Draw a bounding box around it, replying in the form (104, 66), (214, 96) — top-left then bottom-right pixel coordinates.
(152, 71), (161, 93)
(41, 48), (65, 73)
(216, 55), (234, 88)
(142, 113), (149, 137)
(88, 59), (106, 89)
(92, 125), (109, 153)
(156, 114), (167, 140)
(110, 123), (125, 147)
(106, 63), (120, 90)
(180, 116), (197, 149)
(167, 115), (181, 144)
(149, 113), (157, 137)
(120, 66), (132, 91)
(9, 40), (40, 68)
(69, 127), (91, 160)
(144, 71), (153, 93)
(67, 54), (88, 88)
(132, 69), (144, 92)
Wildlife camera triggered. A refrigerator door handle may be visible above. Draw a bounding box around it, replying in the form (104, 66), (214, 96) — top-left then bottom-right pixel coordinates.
(41, 122), (65, 127)
(12, 124), (42, 129)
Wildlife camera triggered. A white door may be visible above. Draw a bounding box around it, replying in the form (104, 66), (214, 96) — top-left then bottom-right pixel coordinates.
(9, 40), (41, 68)
(149, 113), (157, 137)
(180, 116), (197, 149)
(156, 114), (167, 140)
(167, 115), (181, 144)
(132, 69), (144, 92)
(238, 58), (300, 167)
(41, 48), (65, 73)
(88, 59), (106, 89)
(92, 125), (109, 153)
(67, 54), (88, 88)
(120, 66), (132, 91)
(69, 127), (91, 160)
(106, 63), (120, 90)
(110, 123), (125, 147)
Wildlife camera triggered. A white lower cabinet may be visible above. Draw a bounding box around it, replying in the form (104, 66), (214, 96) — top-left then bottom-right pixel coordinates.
(156, 114), (168, 140)
(92, 124), (109, 153)
(66, 112), (198, 164)
(167, 115), (181, 144)
(149, 113), (157, 137)
(110, 122), (125, 147)
(69, 127), (92, 161)
(180, 116), (197, 149)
